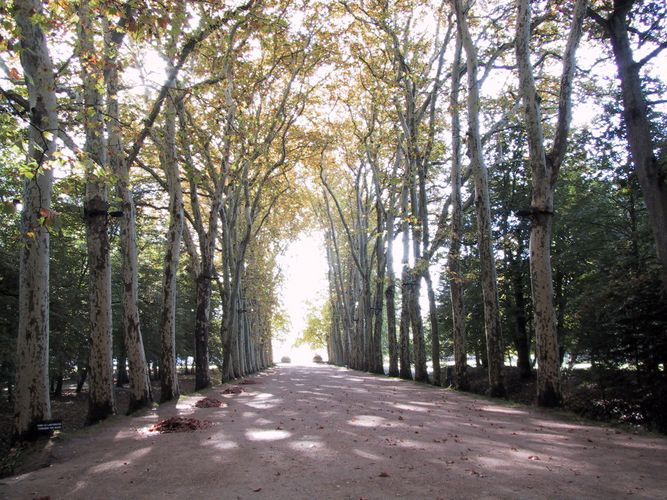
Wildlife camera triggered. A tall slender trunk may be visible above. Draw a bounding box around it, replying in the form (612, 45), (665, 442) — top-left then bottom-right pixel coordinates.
(408, 171), (428, 383)
(12, 0), (57, 442)
(106, 33), (152, 411)
(382, 147), (401, 379)
(399, 186), (413, 380)
(372, 223), (386, 374)
(516, 0), (585, 406)
(78, 4), (115, 424)
(509, 243), (531, 378)
(158, 94), (183, 402)
(385, 234), (399, 377)
(410, 277), (428, 382)
(425, 273), (440, 385)
(448, 30), (468, 390)
(455, 0), (505, 397)
(194, 270), (212, 389)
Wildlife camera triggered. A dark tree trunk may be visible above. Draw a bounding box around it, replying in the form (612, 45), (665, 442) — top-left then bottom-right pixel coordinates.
(52, 374), (63, 398)
(76, 366), (88, 394)
(596, 3), (667, 290)
(116, 355), (129, 387)
(194, 274), (212, 390)
(509, 244), (531, 379)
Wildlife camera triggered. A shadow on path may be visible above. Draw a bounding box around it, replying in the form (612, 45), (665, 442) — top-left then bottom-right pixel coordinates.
(1, 364), (665, 499)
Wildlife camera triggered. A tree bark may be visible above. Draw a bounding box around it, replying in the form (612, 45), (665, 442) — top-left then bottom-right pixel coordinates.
(158, 93), (183, 402)
(12, 0), (57, 442)
(399, 185), (413, 380)
(455, 0), (506, 397)
(596, 2), (667, 290)
(105, 24), (152, 413)
(78, 4), (115, 424)
(516, 0), (586, 406)
(509, 242), (531, 379)
(448, 29), (469, 391)
(385, 240), (399, 377)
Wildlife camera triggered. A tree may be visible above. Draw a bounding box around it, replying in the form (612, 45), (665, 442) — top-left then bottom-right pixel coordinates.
(454, 0), (506, 397)
(588, 0), (667, 290)
(156, 7), (187, 403)
(77, 2), (115, 423)
(515, 0), (587, 406)
(11, 0), (58, 442)
(104, 14), (153, 413)
(447, 29), (469, 390)
(296, 302), (330, 350)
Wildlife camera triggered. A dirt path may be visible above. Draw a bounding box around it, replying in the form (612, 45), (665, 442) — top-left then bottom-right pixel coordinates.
(2, 364), (666, 499)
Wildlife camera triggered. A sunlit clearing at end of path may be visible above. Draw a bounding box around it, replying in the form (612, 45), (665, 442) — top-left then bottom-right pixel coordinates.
(273, 232), (329, 365)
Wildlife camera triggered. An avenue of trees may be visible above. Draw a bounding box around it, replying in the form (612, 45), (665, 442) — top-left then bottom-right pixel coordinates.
(1, 0), (666, 441)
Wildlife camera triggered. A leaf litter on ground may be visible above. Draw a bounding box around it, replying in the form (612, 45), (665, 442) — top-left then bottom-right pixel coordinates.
(194, 397), (226, 408)
(149, 416), (212, 433)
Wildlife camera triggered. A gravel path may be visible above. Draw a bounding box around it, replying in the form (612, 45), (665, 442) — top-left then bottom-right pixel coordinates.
(2, 364), (666, 499)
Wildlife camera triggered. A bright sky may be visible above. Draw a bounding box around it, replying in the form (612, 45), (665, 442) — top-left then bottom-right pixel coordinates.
(272, 231), (329, 363)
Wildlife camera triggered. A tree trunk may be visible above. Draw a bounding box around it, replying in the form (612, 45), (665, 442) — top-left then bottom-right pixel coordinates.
(516, 0), (585, 406)
(455, 0), (505, 397)
(448, 30), (468, 391)
(158, 94), (183, 402)
(509, 243), (531, 379)
(410, 277), (428, 382)
(194, 272), (212, 389)
(372, 227), (386, 374)
(78, 3), (116, 425)
(399, 186), (413, 380)
(12, 0), (57, 442)
(385, 213), (399, 377)
(425, 272), (441, 385)
(116, 355), (129, 387)
(76, 366), (88, 394)
(602, 4), (667, 290)
(106, 27), (152, 413)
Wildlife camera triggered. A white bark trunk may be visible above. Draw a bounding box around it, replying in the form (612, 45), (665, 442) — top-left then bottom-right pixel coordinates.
(448, 30), (468, 391)
(158, 93), (183, 402)
(105, 26), (152, 412)
(455, 0), (505, 397)
(515, 0), (586, 406)
(12, 0), (57, 441)
(78, 3), (115, 423)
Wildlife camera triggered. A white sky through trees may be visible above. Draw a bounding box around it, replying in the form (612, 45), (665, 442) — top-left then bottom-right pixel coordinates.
(274, 231), (329, 362)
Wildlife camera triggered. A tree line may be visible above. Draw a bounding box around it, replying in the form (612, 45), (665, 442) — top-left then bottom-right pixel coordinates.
(312, 0), (665, 419)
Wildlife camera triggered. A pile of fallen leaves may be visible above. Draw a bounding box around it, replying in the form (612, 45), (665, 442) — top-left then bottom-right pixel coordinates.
(149, 416), (211, 433)
(221, 386), (245, 395)
(239, 379), (259, 385)
(194, 397), (226, 408)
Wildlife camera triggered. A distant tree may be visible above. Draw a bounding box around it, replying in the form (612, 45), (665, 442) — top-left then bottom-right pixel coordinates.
(295, 303), (331, 350)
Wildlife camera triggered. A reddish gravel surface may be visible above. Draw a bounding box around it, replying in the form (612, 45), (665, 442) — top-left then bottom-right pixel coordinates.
(1, 364), (666, 499)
